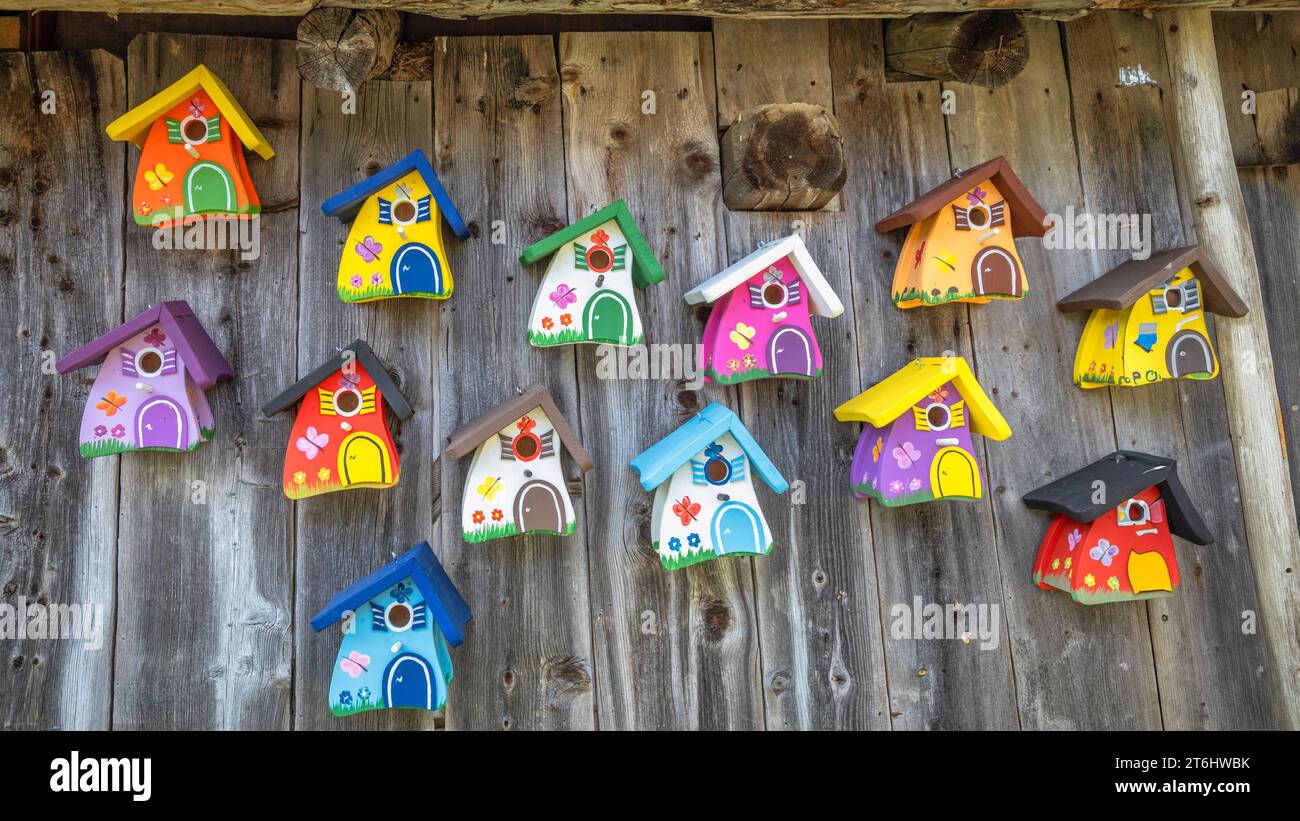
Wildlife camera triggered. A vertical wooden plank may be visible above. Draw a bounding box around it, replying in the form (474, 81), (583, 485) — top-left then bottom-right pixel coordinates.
(713, 19), (888, 730)
(293, 79), (438, 730)
(948, 19), (1163, 729)
(1063, 11), (1281, 729)
(113, 34), (298, 730)
(831, 20), (1020, 730)
(562, 31), (764, 730)
(712, 19), (833, 126)
(434, 35), (596, 731)
(0, 50), (123, 730)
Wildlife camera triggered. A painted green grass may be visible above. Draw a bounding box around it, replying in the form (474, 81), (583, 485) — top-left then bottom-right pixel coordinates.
(892, 287), (1026, 307)
(654, 540), (773, 571)
(339, 284), (452, 302)
(200, 426), (215, 440)
(1076, 368), (1118, 387)
(853, 482), (979, 508)
(704, 364), (821, 385)
(136, 206), (261, 227)
(79, 438), (202, 458)
(284, 476), (344, 500)
(463, 519), (576, 543)
(330, 695), (387, 717)
(529, 327), (643, 347)
(1034, 570), (1175, 604)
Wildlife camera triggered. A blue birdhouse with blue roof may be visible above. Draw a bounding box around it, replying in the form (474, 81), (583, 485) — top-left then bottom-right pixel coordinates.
(322, 149), (470, 303)
(630, 403), (787, 571)
(311, 541), (471, 716)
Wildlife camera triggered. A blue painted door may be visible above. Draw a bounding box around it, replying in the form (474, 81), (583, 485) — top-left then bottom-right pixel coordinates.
(710, 501), (764, 555)
(384, 653), (434, 710)
(390, 243), (443, 295)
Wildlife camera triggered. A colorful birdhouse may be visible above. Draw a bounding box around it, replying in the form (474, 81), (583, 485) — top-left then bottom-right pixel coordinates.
(1057, 246), (1249, 389)
(311, 541), (471, 716)
(56, 301), (233, 458)
(1024, 451), (1213, 605)
(321, 149), (470, 303)
(834, 357), (1010, 507)
(630, 403), (787, 571)
(875, 156), (1050, 308)
(106, 65), (273, 226)
(684, 233), (844, 385)
(518, 200), (665, 347)
(261, 340), (413, 500)
(445, 385), (592, 543)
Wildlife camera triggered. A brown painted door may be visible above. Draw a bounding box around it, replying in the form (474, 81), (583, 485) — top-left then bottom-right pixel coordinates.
(971, 247), (1021, 296)
(1166, 330), (1213, 377)
(513, 480), (563, 534)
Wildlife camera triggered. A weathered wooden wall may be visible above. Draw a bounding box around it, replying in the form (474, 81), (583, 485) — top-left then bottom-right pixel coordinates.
(1, 12), (1295, 729)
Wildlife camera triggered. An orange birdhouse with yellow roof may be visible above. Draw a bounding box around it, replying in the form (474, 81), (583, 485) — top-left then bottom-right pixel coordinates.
(107, 64), (273, 226)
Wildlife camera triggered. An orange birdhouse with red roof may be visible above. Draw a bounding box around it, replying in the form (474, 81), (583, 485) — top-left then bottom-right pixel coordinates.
(107, 65), (274, 226)
(262, 340), (413, 500)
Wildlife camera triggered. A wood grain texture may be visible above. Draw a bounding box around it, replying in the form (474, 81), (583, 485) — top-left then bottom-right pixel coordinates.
(1159, 8), (1300, 729)
(947, 19), (1164, 729)
(293, 78), (439, 730)
(1064, 11), (1282, 729)
(561, 31), (765, 730)
(831, 20), (1020, 730)
(0, 50), (123, 730)
(712, 19), (831, 127)
(112, 34), (297, 730)
(434, 35), (597, 731)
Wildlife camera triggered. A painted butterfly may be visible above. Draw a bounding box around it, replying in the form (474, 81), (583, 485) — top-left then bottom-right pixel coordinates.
(476, 476), (503, 501)
(354, 236), (383, 263)
(295, 426), (329, 460)
(550, 283), (578, 309)
(96, 391), (127, 417)
(1090, 539), (1119, 567)
(728, 322), (756, 351)
(340, 650), (370, 678)
(144, 163), (174, 191)
(143, 327), (167, 347)
(672, 496), (702, 526)
(187, 96), (207, 119)
(892, 441), (922, 469)
(1068, 528), (1082, 551)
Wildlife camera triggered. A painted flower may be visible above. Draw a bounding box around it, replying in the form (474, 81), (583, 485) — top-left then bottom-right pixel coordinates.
(160, 192), (174, 206)
(317, 467), (331, 482)
(908, 477), (922, 492)
(293, 471), (306, 485)
(726, 358), (740, 372)
(687, 532), (701, 548)
(93, 424), (108, 437)
(888, 480), (904, 496)
(549, 283), (578, 309)
(560, 313), (573, 327)
(144, 327), (166, 346)
(473, 510), (486, 524)
(1064, 557), (1072, 569)
(139, 201), (153, 216)
(357, 686), (372, 702)
(1051, 558), (1060, 570)
(370, 272), (384, 286)
(742, 353), (757, 369)
(1084, 573), (1096, 588)
(491, 508), (503, 522)
(668, 536), (682, 552)
(350, 274), (364, 289)
(110, 424), (126, 439)
(338, 690), (352, 706)
(390, 583), (411, 603)
(541, 316), (555, 330)
(1107, 576), (1121, 591)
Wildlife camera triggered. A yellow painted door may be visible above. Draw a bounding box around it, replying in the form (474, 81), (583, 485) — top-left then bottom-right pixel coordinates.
(930, 447), (980, 499)
(1127, 550), (1173, 594)
(338, 432), (389, 485)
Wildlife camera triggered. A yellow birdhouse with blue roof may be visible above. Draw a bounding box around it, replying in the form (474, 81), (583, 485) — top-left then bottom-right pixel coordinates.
(322, 149), (470, 303)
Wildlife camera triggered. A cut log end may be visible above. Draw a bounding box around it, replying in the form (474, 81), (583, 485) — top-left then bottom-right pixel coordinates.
(296, 7), (401, 94)
(885, 11), (1030, 88)
(721, 103), (846, 211)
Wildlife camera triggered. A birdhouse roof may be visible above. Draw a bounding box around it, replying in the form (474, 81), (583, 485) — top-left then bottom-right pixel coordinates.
(260, 339), (413, 420)
(309, 541), (472, 647)
(1056, 245), (1249, 317)
(56, 300), (233, 390)
(630, 402), (787, 493)
(445, 384), (593, 471)
(518, 200), (665, 289)
(874, 156), (1050, 238)
(833, 357), (1012, 440)
(1022, 451), (1213, 545)
(682, 233), (844, 318)
(105, 64), (274, 160)
(320, 149), (470, 240)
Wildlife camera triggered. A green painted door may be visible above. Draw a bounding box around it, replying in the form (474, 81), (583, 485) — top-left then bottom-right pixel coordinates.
(585, 290), (632, 343)
(185, 162), (235, 214)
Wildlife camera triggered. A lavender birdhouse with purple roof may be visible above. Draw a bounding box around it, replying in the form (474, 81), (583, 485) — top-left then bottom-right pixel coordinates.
(57, 301), (233, 458)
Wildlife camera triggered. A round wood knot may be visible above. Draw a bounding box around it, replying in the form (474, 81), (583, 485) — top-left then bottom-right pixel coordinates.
(721, 103), (846, 211)
(701, 599), (733, 637)
(884, 12), (1030, 88)
(296, 8), (401, 93)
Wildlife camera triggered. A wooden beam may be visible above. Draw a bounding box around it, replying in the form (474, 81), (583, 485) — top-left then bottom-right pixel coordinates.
(720, 103), (846, 211)
(1159, 8), (1300, 729)
(2, 1), (1300, 18)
